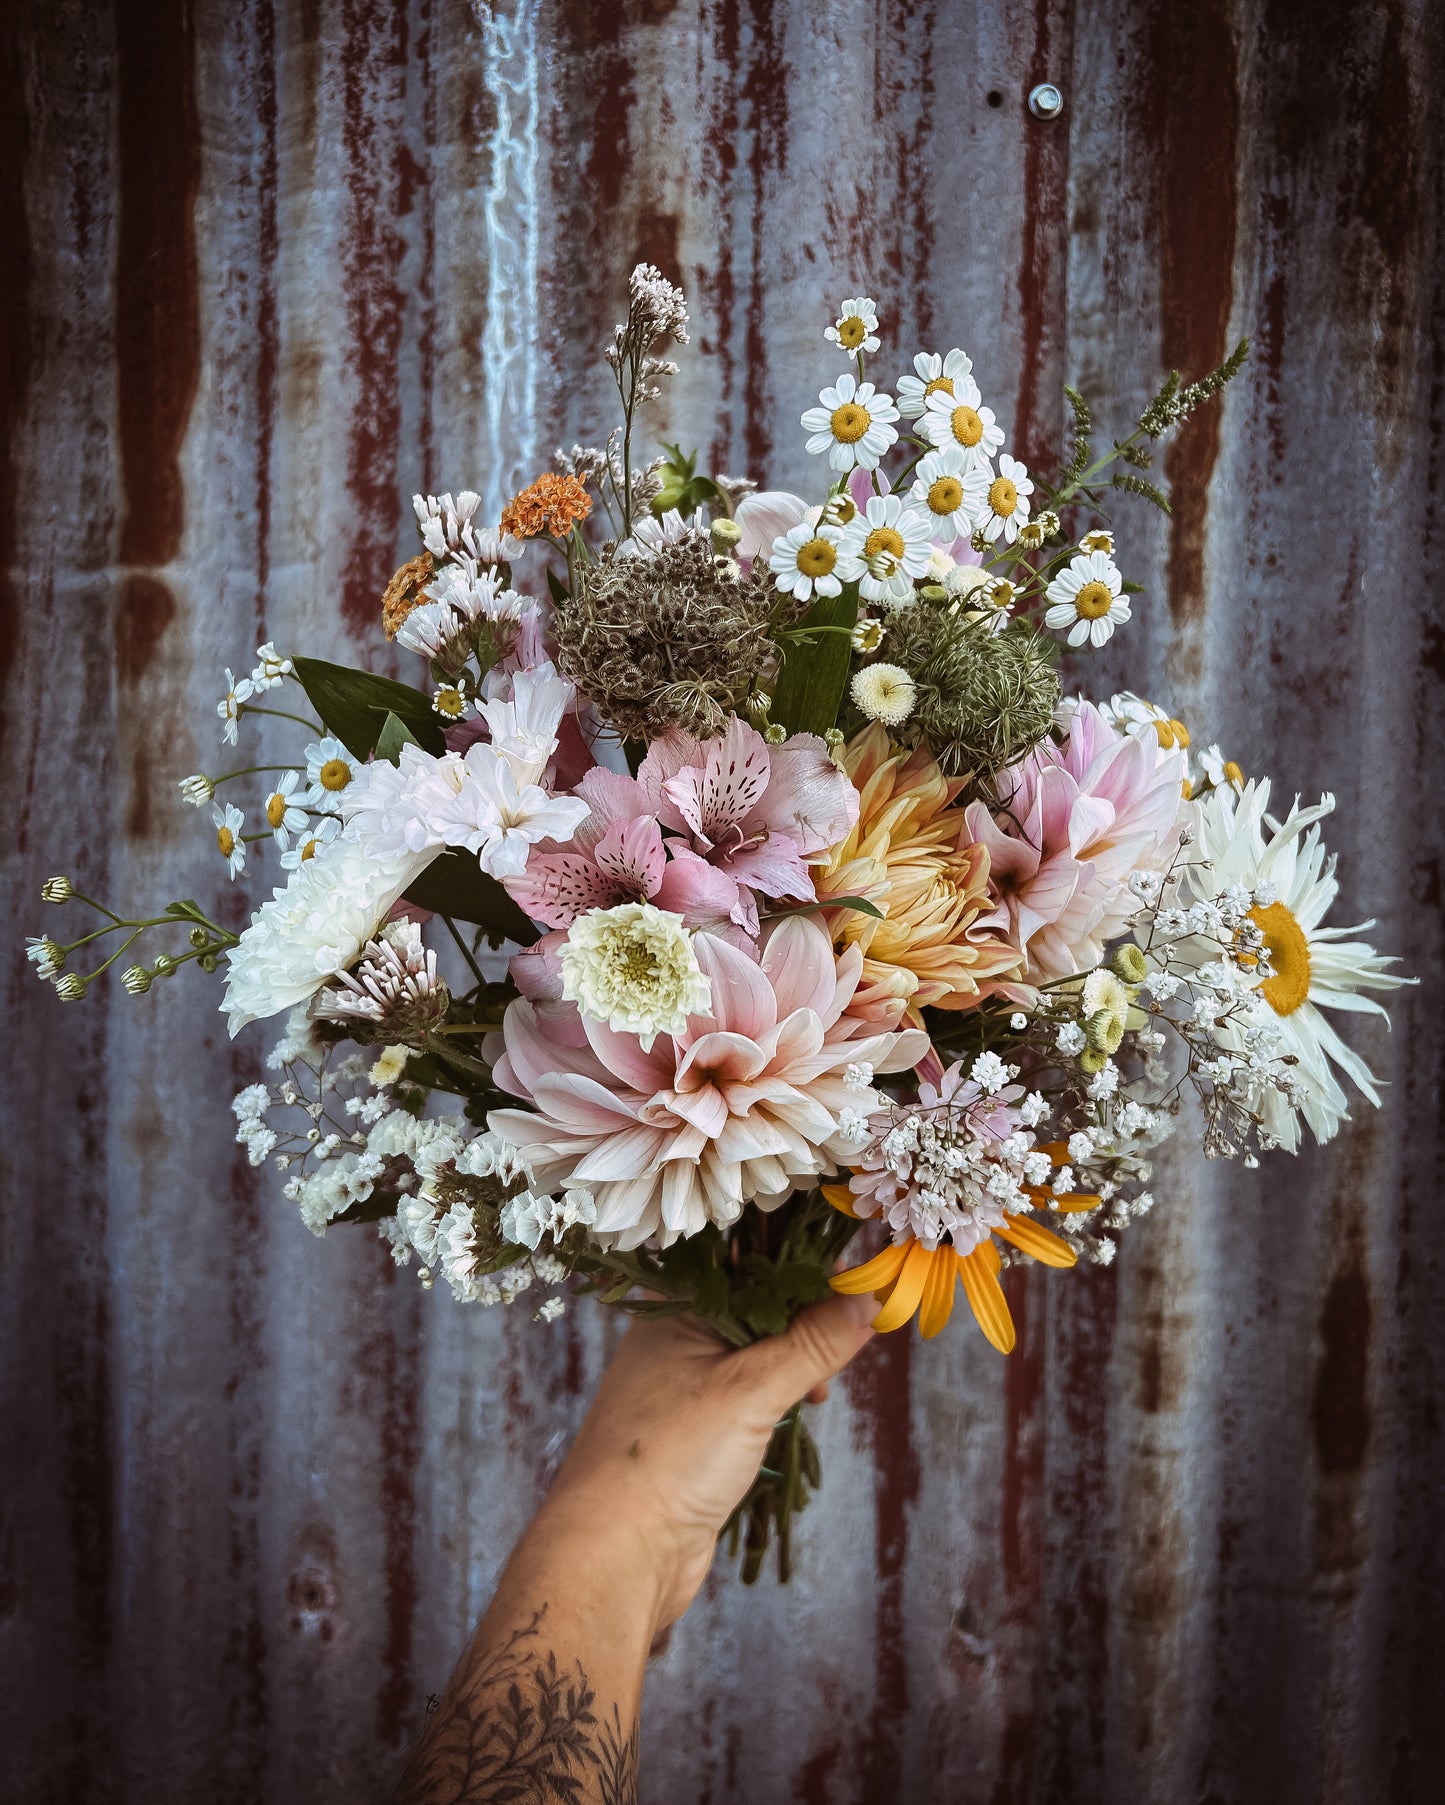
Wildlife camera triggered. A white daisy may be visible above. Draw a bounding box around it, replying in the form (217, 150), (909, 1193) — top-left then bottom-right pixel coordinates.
(895, 347), (974, 420)
(432, 676), (471, 720)
(908, 447), (989, 543)
(1096, 690), (1187, 751)
(1043, 550), (1129, 645)
(921, 372), (1005, 469)
(218, 669), (254, 745)
(824, 296), (881, 357)
(304, 736), (362, 813)
(801, 372), (900, 472)
(978, 453), (1035, 546)
(250, 641), (293, 691)
(279, 814), (340, 870)
(1178, 781), (1410, 1149)
(769, 521), (845, 601)
(261, 771), (309, 850)
(834, 494), (934, 607)
(1079, 528), (1114, 556)
(1197, 744), (1245, 790)
(213, 802), (247, 879)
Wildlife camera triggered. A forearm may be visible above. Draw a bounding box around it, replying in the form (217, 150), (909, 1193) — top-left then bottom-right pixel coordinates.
(390, 1494), (662, 1805)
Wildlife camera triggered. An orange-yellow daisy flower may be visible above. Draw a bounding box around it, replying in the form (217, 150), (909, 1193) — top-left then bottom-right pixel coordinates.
(812, 722), (1022, 1023)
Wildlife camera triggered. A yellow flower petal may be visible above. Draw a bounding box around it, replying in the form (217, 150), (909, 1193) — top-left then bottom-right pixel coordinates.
(957, 1245), (1015, 1353)
(871, 1240), (933, 1332)
(995, 1214), (1077, 1269)
(917, 1247), (958, 1339)
(830, 1240), (910, 1295)
(821, 1182), (858, 1217)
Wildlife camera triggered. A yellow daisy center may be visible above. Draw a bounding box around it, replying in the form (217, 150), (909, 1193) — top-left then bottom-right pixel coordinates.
(300, 838), (320, 861)
(1152, 717), (1187, 749)
(797, 536), (838, 577)
(863, 525), (906, 562)
(1250, 901), (1312, 1015)
(828, 494), (858, 525)
(951, 405), (984, 447)
(217, 826), (235, 857)
(836, 315), (868, 349)
(927, 476), (964, 516)
(266, 793), (288, 828)
(436, 687), (465, 716)
(319, 758), (352, 792)
(1074, 580), (1114, 619)
(988, 476), (1019, 518)
(831, 402), (870, 443)
(1223, 759), (1244, 785)
(924, 375), (954, 399)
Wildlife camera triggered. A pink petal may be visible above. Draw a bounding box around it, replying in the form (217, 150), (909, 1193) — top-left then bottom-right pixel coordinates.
(726, 834), (815, 899)
(676, 1029), (770, 1088)
(754, 733), (860, 853)
(505, 851), (621, 929)
(637, 731), (705, 829)
(690, 933), (776, 1043)
(653, 846), (745, 931)
(761, 915), (837, 1019)
(733, 490), (810, 563)
(593, 813), (667, 897)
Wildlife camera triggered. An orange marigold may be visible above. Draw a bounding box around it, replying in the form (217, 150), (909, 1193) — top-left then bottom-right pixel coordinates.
(499, 472), (591, 539)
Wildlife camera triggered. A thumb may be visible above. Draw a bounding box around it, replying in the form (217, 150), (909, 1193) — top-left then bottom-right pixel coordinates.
(736, 1291), (877, 1418)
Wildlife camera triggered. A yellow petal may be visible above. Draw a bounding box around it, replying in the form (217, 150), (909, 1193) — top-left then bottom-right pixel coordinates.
(821, 1182), (858, 1217)
(871, 1240), (933, 1332)
(830, 1239), (911, 1295)
(917, 1247), (958, 1339)
(957, 1246), (1015, 1353)
(1051, 1191), (1102, 1215)
(995, 1214), (1077, 1269)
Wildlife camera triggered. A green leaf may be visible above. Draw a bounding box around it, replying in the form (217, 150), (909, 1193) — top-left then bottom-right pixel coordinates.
(732, 1284), (791, 1338)
(293, 655), (446, 760)
(403, 849), (540, 946)
(374, 710), (418, 765)
(770, 584), (859, 737)
(332, 1190), (401, 1226)
(770, 893), (884, 922)
(546, 566), (570, 606)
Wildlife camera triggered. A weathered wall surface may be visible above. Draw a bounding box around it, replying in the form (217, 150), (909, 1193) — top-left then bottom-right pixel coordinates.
(2, 1), (1442, 1800)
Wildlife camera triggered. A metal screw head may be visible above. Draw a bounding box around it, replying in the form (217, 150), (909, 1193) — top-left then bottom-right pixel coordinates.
(1028, 82), (1064, 120)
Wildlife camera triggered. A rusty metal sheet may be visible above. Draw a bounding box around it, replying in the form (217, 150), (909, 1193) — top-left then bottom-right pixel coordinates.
(1, 0), (1441, 1799)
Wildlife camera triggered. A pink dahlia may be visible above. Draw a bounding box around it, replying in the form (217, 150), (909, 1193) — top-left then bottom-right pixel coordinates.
(964, 701), (1186, 981)
(487, 914), (929, 1248)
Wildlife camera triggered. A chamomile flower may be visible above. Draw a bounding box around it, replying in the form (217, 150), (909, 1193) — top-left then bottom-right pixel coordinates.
(250, 641), (293, 691)
(769, 521), (845, 601)
(850, 663), (917, 726)
(178, 774), (215, 807)
(801, 372), (900, 472)
(304, 737), (361, 814)
(824, 297), (881, 357)
(834, 494), (933, 606)
(1044, 551), (1129, 646)
(908, 447), (989, 543)
(1198, 744), (1245, 789)
(895, 348), (974, 420)
(978, 454), (1034, 545)
(213, 802), (247, 879)
(922, 373), (1005, 470)
(261, 771), (308, 850)
(280, 814), (340, 870)
(218, 669), (254, 745)
(432, 676), (471, 720)
(1097, 691), (1189, 751)
(1079, 528), (1114, 556)
(851, 617), (885, 653)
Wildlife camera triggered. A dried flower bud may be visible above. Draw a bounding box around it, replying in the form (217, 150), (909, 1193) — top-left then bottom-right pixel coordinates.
(178, 774), (216, 807)
(764, 723), (787, 745)
(1077, 1043), (1108, 1074)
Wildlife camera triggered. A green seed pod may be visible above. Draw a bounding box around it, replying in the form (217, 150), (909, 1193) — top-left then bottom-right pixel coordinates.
(1077, 1044), (1109, 1074)
(710, 517), (743, 550)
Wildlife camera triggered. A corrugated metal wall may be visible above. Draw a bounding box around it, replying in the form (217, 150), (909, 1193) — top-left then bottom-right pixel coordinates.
(3, 2), (1442, 1799)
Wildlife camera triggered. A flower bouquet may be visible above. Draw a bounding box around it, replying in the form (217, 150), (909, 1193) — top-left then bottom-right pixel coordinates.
(30, 267), (1408, 1582)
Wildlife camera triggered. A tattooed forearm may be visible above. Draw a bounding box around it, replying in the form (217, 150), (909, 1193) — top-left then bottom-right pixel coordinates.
(390, 1606), (640, 1805)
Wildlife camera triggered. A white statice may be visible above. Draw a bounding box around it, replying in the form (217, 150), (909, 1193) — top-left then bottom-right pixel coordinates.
(909, 447), (989, 543)
(221, 830), (436, 1035)
(559, 903), (712, 1051)
(304, 736), (362, 814)
(833, 494), (933, 606)
(922, 371), (1004, 470)
(770, 521), (844, 601)
(800, 372), (900, 472)
(1044, 551), (1130, 647)
(213, 802), (247, 879)
(850, 663), (916, 727)
(824, 296), (881, 357)
(412, 490), (523, 565)
(501, 1187), (597, 1250)
(218, 668), (253, 745)
(895, 347), (974, 420)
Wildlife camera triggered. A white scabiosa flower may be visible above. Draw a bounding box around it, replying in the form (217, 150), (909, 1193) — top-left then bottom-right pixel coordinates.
(895, 347), (974, 420)
(304, 736), (362, 813)
(1044, 551), (1129, 646)
(850, 662), (917, 727)
(834, 494), (933, 607)
(558, 902), (712, 1052)
(824, 296), (881, 356)
(220, 831), (437, 1036)
(909, 447), (989, 543)
(800, 372), (900, 472)
(213, 802), (247, 879)
(978, 453), (1034, 545)
(769, 521), (844, 601)
(922, 372), (1005, 469)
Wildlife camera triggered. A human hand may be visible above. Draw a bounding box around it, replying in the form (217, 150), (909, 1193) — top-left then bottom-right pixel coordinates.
(539, 1294), (878, 1631)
